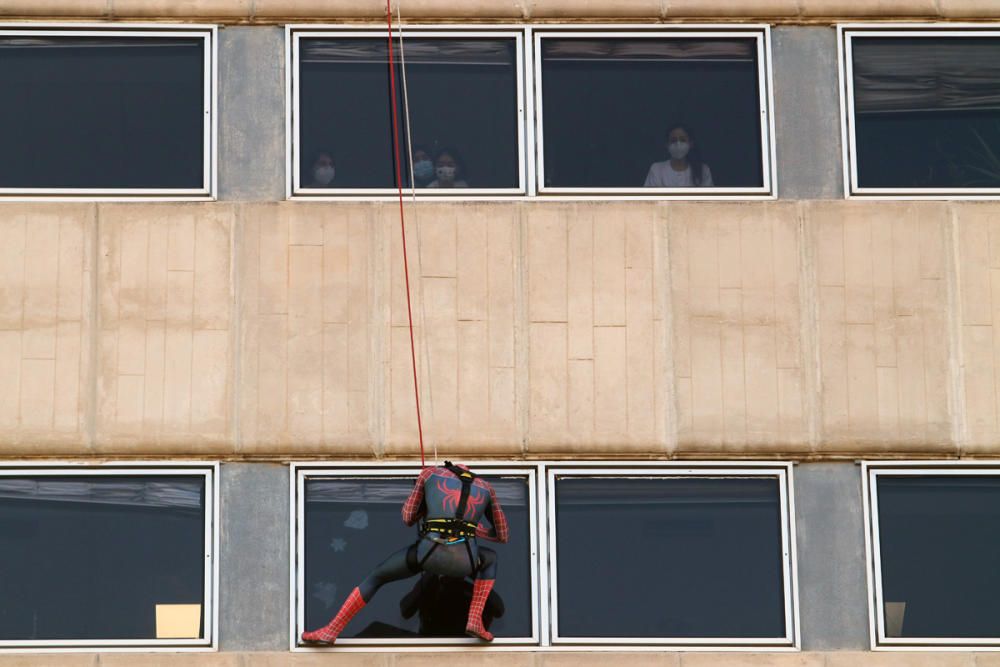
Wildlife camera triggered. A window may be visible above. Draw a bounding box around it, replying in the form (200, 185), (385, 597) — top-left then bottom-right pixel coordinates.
(0, 464), (217, 649)
(289, 28), (525, 196)
(547, 465), (797, 646)
(292, 464), (539, 647)
(864, 462), (1000, 648)
(842, 26), (1000, 197)
(292, 462), (799, 650)
(534, 29), (775, 196)
(0, 26), (216, 197)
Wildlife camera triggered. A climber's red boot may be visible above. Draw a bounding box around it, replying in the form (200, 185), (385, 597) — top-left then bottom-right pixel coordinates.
(465, 578), (495, 641)
(301, 587), (365, 645)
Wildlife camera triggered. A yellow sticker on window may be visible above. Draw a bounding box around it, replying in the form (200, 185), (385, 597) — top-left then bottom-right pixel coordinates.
(155, 604), (202, 639)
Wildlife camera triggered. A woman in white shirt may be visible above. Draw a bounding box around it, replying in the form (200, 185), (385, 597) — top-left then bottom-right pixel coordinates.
(644, 124), (713, 188)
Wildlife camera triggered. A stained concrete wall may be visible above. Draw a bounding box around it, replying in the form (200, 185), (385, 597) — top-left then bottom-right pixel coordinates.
(4, 199), (1000, 459)
(2, 0), (1000, 21)
(794, 463), (868, 650)
(0, 18), (997, 665)
(772, 26), (842, 200)
(5, 652), (1000, 666)
(220, 463), (290, 651)
(219, 26), (286, 203)
(214, 461), (872, 652)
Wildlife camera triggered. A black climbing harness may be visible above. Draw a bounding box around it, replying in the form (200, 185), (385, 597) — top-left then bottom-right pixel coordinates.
(408, 462), (483, 574)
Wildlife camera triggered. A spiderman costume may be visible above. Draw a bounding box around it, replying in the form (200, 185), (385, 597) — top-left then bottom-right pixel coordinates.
(301, 462), (510, 644)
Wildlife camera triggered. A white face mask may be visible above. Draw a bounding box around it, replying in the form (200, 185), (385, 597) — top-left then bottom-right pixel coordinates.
(668, 141), (690, 160)
(436, 165), (456, 181)
(313, 165), (335, 185)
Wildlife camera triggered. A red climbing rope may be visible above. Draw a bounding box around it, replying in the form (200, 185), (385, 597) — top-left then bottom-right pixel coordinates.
(387, 0), (426, 468)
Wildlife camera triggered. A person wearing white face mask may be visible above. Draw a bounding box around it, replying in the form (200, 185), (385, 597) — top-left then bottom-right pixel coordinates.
(644, 124), (713, 188)
(308, 152), (337, 187)
(427, 148), (469, 188)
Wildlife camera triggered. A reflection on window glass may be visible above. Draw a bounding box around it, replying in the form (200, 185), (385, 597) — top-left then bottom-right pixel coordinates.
(877, 475), (1000, 639)
(303, 475), (532, 639)
(0, 475), (207, 641)
(297, 37), (520, 190)
(0, 37), (206, 190)
(555, 476), (785, 638)
(852, 37), (1000, 190)
(539, 37), (765, 189)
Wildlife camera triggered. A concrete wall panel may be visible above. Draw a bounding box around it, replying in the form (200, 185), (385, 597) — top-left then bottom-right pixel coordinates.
(772, 27), (843, 201)
(95, 203), (235, 454)
(795, 463), (868, 650)
(220, 462), (290, 651)
(111, 0), (251, 18)
(386, 203), (523, 455)
(219, 27), (286, 203)
(238, 203), (376, 454)
(955, 204), (1000, 453)
(525, 203), (668, 455)
(0, 204), (94, 454)
(4, 653), (1000, 665)
(671, 202), (809, 454)
(5, 199), (1000, 458)
(7, 0), (1000, 20)
(809, 201), (954, 454)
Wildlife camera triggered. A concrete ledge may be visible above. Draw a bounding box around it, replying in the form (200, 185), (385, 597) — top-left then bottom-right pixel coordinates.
(2, 0), (1000, 22)
(0, 652), (999, 666)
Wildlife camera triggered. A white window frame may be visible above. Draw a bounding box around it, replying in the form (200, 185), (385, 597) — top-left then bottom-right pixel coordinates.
(0, 23), (217, 201)
(286, 25), (528, 200)
(0, 461), (219, 653)
(290, 461), (541, 650)
(546, 462), (799, 648)
(839, 23), (1000, 200)
(863, 460), (1000, 650)
(532, 25), (777, 200)
(291, 460), (799, 653)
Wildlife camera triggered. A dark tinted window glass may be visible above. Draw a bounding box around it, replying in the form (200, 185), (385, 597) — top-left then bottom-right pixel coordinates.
(877, 475), (1000, 638)
(852, 37), (1000, 189)
(0, 475), (207, 641)
(0, 37), (206, 189)
(304, 475), (532, 639)
(540, 37), (765, 189)
(555, 476), (785, 638)
(298, 37), (520, 190)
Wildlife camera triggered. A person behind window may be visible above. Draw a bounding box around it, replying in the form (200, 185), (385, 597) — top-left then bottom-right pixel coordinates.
(301, 462), (509, 644)
(644, 124), (713, 188)
(427, 148), (469, 188)
(307, 151), (336, 187)
(411, 145), (435, 188)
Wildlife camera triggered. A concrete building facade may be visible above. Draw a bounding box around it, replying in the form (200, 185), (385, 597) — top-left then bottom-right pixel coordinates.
(3, 1), (1000, 665)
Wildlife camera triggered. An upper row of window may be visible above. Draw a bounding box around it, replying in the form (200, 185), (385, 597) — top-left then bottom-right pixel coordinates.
(6, 24), (1000, 199)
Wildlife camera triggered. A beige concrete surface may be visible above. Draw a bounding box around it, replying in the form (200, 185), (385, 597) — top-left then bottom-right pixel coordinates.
(111, 0), (253, 18)
(3, 0), (1000, 21)
(808, 201), (953, 453)
(95, 204), (235, 454)
(238, 203), (375, 454)
(3, 653), (1000, 666)
(670, 202), (809, 454)
(5, 200), (1000, 459)
(0, 204), (94, 455)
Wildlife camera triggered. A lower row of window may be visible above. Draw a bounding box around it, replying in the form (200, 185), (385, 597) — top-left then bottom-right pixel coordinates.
(0, 462), (992, 649)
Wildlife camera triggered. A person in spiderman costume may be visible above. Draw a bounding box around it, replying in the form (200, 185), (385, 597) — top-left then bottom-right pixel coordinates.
(301, 461), (510, 644)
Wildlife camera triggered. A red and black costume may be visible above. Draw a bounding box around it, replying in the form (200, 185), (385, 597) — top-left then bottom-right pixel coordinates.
(301, 462), (510, 644)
